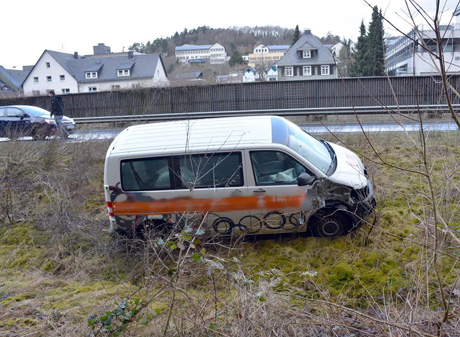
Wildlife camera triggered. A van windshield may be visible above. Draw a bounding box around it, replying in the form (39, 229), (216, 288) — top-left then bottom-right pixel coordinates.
(287, 125), (333, 175)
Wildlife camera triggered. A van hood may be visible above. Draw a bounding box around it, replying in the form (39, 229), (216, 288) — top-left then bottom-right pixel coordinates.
(327, 142), (368, 189)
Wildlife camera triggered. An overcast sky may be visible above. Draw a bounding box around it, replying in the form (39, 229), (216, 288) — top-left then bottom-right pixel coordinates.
(0, 0), (457, 69)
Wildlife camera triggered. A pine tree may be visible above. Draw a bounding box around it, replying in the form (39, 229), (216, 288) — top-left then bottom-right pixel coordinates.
(349, 21), (367, 76)
(349, 6), (385, 77)
(366, 6), (385, 76)
(292, 25), (301, 46)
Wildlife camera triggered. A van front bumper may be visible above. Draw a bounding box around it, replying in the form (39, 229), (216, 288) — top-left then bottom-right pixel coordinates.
(350, 178), (376, 226)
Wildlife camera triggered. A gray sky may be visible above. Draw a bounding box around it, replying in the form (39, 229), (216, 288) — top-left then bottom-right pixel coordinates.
(0, 0), (456, 69)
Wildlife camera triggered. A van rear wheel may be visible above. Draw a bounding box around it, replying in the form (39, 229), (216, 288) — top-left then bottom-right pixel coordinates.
(311, 210), (348, 238)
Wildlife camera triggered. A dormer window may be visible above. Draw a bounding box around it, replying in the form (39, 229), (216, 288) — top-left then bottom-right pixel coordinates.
(117, 69), (130, 77)
(117, 62), (134, 77)
(85, 72), (98, 79)
(85, 63), (103, 80)
(303, 50), (311, 58)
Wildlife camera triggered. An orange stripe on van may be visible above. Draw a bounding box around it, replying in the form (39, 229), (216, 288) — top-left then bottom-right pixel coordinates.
(111, 195), (305, 216)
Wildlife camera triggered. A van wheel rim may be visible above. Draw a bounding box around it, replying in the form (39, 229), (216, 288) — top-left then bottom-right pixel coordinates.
(321, 219), (341, 236)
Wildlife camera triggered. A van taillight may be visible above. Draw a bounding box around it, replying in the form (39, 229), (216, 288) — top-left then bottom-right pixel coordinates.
(106, 202), (115, 217)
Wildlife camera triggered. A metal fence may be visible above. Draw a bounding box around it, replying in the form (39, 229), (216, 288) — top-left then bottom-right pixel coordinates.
(0, 75), (458, 118)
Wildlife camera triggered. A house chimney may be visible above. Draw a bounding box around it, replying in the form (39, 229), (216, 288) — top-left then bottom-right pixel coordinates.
(74, 52), (79, 59)
(128, 51), (133, 59)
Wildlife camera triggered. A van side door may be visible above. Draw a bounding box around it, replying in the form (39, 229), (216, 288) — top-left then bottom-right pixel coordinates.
(175, 151), (249, 235)
(247, 150), (317, 234)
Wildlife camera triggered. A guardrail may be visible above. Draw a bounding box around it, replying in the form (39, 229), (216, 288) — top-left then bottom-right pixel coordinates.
(72, 104), (460, 124)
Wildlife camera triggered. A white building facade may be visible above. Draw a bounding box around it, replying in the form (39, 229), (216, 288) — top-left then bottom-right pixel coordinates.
(23, 52), (79, 96)
(385, 24), (460, 76)
(247, 45), (290, 68)
(23, 49), (169, 96)
(175, 43), (228, 64)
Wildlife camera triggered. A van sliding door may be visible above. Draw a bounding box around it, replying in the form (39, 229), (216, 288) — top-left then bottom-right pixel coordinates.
(174, 151), (249, 235)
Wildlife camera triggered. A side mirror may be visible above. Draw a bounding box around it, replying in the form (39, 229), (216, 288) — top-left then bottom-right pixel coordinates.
(297, 173), (316, 186)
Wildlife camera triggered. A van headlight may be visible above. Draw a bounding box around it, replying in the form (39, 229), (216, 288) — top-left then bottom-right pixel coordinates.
(44, 119), (56, 124)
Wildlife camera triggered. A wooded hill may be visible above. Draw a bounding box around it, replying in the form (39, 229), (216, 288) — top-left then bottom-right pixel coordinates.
(128, 26), (342, 81)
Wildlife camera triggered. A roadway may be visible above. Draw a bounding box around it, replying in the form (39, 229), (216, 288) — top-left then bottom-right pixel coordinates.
(1, 120), (458, 143)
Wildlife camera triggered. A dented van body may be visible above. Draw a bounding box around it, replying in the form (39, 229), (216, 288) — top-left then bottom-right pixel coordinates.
(104, 116), (375, 237)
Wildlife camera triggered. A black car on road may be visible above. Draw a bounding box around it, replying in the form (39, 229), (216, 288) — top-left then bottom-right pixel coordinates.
(0, 105), (75, 140)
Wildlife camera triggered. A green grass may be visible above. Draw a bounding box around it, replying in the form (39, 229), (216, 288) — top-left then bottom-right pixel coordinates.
(0, 131), (459, 336)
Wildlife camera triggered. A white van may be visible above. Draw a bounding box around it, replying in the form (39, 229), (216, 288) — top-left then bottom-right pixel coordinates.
(104, 116), (375, 238)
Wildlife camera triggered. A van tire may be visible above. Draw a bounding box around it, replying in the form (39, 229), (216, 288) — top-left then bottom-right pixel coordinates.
(310, 209), (349, 238)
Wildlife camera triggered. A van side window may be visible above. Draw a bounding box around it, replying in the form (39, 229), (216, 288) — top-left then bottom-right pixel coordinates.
(121, 157), (173, 191)
(177, 152), (243, 189)
(250, 151), (309, 185)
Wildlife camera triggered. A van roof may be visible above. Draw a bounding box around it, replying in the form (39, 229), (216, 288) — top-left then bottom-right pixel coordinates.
(108, 115), (289, 156)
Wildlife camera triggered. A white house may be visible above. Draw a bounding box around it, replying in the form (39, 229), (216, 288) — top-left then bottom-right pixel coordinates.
(247, 45), (290, 68)
(264, 65), (279, 81)
(330, 42), (344, 58)
(243, 67), (259, 83)
(175, 43), (228, 65)
(277, 30), (338, 81)
(22, 46), (169, 96)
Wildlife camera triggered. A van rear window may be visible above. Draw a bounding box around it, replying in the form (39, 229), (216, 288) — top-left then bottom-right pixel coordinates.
(121, 152), (243, 191)
(121, 157), (173, 191)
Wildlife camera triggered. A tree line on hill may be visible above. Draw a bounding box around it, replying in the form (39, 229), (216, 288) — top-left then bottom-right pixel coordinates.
(128, 5), (384, 79)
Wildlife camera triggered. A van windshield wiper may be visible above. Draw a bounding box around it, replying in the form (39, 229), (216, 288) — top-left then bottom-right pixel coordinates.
(320, 139), (337, 175)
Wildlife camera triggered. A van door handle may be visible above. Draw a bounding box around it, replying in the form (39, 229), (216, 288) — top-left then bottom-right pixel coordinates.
(253, 189), (266, 193)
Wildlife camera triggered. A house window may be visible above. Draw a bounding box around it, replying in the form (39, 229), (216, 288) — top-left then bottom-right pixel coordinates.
(303, 50), (311, 58)
(303, 66), (312, 76)
(46, 62), (51, 68)
(60, 75), (65, 81)
(321, 65), (330, 75)
(62, 88), (70, 94)
(117, 69), (130, 77)
(85, 72), (98, 79)
(32, 90), (40, 96)
(33, 77), (39, 83)
(89, 87), (97, 92)
(112, 85), (120, 90)
(285, 67), (293, 77)
(47, 76), (52, 82)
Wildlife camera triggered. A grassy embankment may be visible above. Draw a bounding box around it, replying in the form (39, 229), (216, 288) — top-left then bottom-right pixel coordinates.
(0, 128), (459, 336)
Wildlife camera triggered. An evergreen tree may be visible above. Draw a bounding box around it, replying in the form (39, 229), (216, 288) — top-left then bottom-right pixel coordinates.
(349, 6), (385, 77)
(292, 25), (301, 45)
(228, 43), (243, 66)
(349, 21), (367, 77)
(229, 51), (243, 66)
(366, 6), (385, 76)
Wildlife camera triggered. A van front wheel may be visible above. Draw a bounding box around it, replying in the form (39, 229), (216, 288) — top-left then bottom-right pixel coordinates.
(311, 210), (348, 238)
